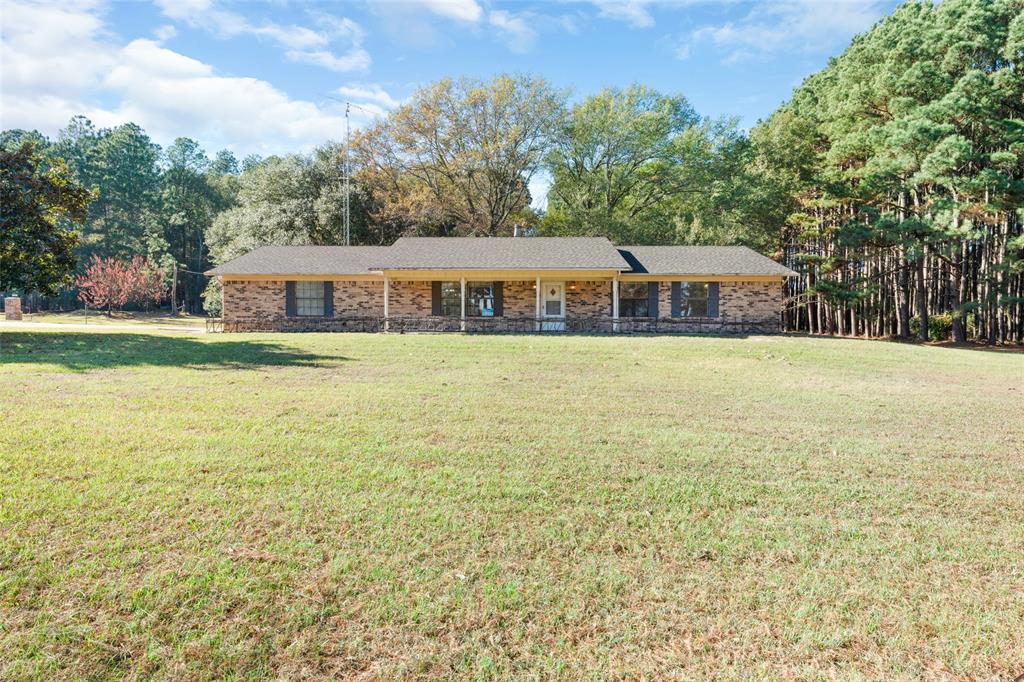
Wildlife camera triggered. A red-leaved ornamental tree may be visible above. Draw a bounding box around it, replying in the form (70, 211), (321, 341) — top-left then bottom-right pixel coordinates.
(76, 256), (131, 314)
(75, 256), (167, 314)
(134, 258), (167, 311)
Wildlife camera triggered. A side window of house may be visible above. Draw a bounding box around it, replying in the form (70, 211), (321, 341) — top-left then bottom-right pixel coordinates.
(440, 281), (461, 317)
(619, 281), (650, 317)
(679, 282), (708, 317)
(467, 282), (494, 317)
(296, 280), (325, 316)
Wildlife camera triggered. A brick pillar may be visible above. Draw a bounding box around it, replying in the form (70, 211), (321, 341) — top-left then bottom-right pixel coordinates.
(4, 297), (22, 320)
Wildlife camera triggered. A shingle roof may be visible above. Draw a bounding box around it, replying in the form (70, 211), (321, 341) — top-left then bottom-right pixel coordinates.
(205, 241), (796, 277)
(205, 246), (390, 276)
(618, 246), (797, 277)
(374, 237), (630, 270)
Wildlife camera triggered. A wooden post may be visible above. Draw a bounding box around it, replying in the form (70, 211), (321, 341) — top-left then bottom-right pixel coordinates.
(535, 275), (541, 332)
(612, 276), (619, 333)
(171, 261), (178, 316)
(383, 275), (390, 332)
(460, 277), (466, 332)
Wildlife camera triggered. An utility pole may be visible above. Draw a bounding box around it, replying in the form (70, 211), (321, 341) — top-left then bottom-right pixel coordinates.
(171, 261), (178, 316)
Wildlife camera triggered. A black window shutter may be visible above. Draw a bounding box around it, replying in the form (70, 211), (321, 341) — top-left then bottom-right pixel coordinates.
(431, 281), (442, 316)
(647, 282), (659, 318)
(493, 281), (503, 317)
(671, 282), (681, 318)
(708, 282), (720, 317)
(610, 282), (615, 316)
(324, 281), (334, 318)
(285, 281), (296, 317)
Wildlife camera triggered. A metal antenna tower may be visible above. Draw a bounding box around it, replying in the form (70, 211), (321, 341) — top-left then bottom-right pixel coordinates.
(344, 102), (350, 246)
(322, 98), (375, 246)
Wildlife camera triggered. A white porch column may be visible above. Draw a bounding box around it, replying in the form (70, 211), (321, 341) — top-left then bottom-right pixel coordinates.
(383, 275), (390, 332)
(535, 275), (541, 332)
(460, 277), (466, 332)
(612, 276), (620, 333)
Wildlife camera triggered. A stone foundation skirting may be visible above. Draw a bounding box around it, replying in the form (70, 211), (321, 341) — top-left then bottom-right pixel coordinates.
(222, 316), (383, 333)
(216, 315), (780, 334)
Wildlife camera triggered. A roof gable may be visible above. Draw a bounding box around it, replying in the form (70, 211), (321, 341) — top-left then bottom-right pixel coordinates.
(618, 246), (796, 277)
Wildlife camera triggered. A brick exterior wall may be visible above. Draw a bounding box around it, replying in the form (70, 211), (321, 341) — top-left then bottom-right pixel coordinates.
(566, 281), (611, 317)
(502, 281), (535, 318)
(223, 280), (286, 324)
(658, 282), (671, 318)
(720, 281), (782, 329)
(223, 279), (384, 332)
(219, 276), (782, 333)
(626, 280), (781, 324)
(388, 280), (432, 316)
(334, 280), (384, 317)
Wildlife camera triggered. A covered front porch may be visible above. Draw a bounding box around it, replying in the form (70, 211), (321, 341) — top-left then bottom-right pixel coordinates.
(381, 269), (622, 332)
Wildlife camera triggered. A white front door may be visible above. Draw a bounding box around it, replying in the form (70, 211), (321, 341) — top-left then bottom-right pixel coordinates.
(541, 281), (565, 331)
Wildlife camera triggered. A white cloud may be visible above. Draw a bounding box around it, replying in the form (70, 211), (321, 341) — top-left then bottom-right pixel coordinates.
(365, 0), (483, 49)
(309, 12), (365, 42)
(103, 39), (355, 150)
(0, 0), (115, 94)
(155, 0), (209, 18)
(370, 0), (573, 54)
(153, 0), (318, 48)
(152, 0), (369, 71)
(683, 0), (886, 63)
(286, 48), (371, 72)
(0, 1), (392, 156)
(416, 0), (484, 23)
(153, 24), (177, 42)
(558, 15), (581, 35)
(336, 84), (404, 110)
(591, 0), (654, 28)
(488, 10), (537, 53)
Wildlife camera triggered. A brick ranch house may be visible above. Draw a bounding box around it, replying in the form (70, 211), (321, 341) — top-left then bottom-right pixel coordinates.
(207, 237), (796, 333)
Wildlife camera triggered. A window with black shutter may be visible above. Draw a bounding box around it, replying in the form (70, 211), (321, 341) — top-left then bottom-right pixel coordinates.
(439, 282), (461, 317)
(295, 281), (326, 317)
(677, 282), (709, 317)
(619, 281), (651, 317)
(466, 282), (495, 317)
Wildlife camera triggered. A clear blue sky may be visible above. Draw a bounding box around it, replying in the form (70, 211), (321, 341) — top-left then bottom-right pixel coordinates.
(2, 0), (898, 201)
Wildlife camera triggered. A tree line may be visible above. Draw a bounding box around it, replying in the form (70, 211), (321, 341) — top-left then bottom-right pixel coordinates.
(2, 119), (242, 313)
(1, 0), (1020, 340)
(752, 0), (1023, 343)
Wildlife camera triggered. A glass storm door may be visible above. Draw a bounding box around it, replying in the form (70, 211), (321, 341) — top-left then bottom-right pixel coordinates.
(541, 282), (565, 331)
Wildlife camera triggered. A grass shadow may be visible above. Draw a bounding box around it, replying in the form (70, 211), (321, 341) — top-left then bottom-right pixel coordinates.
(0, 331), (346, 371)
(458, 330), (763, 340)
(783, 332), (1023, 353)
(25, 310), (204, 326)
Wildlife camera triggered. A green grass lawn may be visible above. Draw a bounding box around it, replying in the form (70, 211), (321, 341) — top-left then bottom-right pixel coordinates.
(1, 327), (1022, 680)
